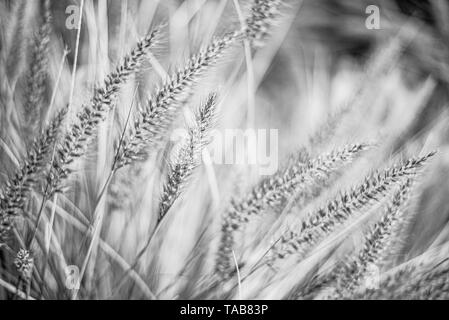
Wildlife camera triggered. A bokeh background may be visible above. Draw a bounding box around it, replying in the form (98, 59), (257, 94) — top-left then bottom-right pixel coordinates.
(1, 0), (449, 299)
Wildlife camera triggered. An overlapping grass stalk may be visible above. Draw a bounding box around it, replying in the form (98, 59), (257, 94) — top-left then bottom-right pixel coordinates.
(245, 0), (283, 43)
(350, 259), (449, 300)
(114, 32), (239, 169)
(332, 178), (414, 298)
(1, 0), (447, 301)
(0, 24), (163, 242)
(159, 93), (217, 220)
(215, 143), (368, 279)
(114, 0), (285, 169)
(385, 264), (449, 300)
(0, 105), (67, 243)
(106, 0), (286, 221)
(43, 25), (163, 198)
(269, 152), (435, 264)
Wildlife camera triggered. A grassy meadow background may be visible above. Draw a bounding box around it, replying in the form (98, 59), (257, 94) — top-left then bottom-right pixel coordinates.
(1, 0), (449, 300)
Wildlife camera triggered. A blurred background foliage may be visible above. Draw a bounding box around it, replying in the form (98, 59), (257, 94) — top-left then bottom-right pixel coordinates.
(1, 0), (449, 299)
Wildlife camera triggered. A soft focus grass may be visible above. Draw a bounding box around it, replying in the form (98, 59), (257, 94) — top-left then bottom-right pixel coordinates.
(0, 0), (448, 300)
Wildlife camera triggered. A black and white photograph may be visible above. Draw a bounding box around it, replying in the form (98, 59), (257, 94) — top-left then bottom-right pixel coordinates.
(0, 0), (449, 307)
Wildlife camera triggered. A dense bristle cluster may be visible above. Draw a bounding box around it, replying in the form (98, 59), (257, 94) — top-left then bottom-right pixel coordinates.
(245, 0), (283, 43)
(215, 143), (368, 279)
(269, 152), (435, 264)
(332, 178), (414, 298)
(401, 265), (449, 300)
(114, 0), (285, 169)
(1, 24), (162, 242)
(350, 260), (449, 300)
(14, 248), (34, 280)
(0, 0), (447, 302)
(43, 25), (163, 198)
(158, 93), (217, 220)
(115, 33), (239, 169)
(0, 105), (67, 243)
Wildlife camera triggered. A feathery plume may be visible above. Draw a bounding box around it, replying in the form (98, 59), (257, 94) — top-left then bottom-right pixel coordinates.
(106, 0), (286, 219)
(410, 267), (449, 300)
(269, 152), (435, 264)
(351, 261), (449, 300)
(0, 105), (67, 243)
(215, 143), (368, 279)
(23, 0), (52, 139)
(114, 33), (239, 169)
(350, 265), (414, 300)
(14, 248), (34, 280)
(332, 178), (414, 298)
(293, 270), (337, 300)
(159, 93), (217, 220)
(115, 0), (286, 169)
(43, 25), (163, 197)
(0, 25), (162, 241)
(245, 0), (283, 44)
(235, 144), (367, 221)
